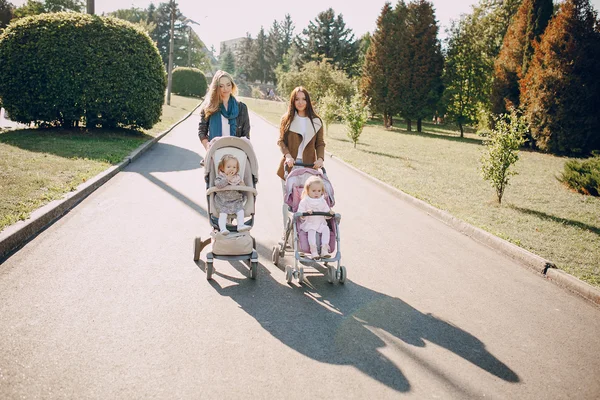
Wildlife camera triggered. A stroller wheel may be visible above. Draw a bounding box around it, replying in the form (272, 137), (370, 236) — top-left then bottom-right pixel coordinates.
(285, 265), (293, 283)
(206, 261), (214, 280)
(327, 265), (336, 284)
(271, 246), (279, 265)
(277, 241), (285, 257)
(338, 266), (347, 284)
(297, 266), (305, 284)
(193, 237), (202, 261)
(250, 261), (258, 280)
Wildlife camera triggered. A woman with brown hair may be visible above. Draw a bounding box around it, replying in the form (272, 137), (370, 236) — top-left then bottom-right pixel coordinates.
(276, 86), (325, 179)
(277, 86), (325, 228)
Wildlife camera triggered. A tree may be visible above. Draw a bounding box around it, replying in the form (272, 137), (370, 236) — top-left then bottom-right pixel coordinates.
(490, 0), (553, 116)
(317, 90), (343, 136)
(360, 2), (403, 128)
(254, 26), (270, 83)
(0, 0), (14, 30)
(235, 33), (255, 81)
(150, 1), (187, 68)
(442, 16), (489, 136)
(398, 0), (443, 132)
(521, 0), (600, 154)
(456, 0), (522, 129)
(220, 49), (235, 74)
(267, 20), (284, 77)
(480, 111), (527, 204)
(343, 91), (370, 148)
(296, 8), (359, 76)
(276, 60), (354, 102)
(13, 0), (83, 17)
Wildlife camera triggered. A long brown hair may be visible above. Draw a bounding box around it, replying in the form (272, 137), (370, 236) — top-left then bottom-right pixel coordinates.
(280, 86), (321, 135)
(200, 70), (238, 119)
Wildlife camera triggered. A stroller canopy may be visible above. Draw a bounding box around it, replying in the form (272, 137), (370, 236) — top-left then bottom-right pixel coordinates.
(204, 137), (259, 180)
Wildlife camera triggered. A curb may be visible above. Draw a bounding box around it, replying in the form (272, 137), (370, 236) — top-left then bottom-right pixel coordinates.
(0, 102), (202, 263)
(250, 108), (600, 307)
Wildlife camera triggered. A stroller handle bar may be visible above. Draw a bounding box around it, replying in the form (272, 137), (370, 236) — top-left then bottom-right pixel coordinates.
(294, 211), (335, 217)
(206, 186), (258, 196)
(284, 162), (327, 175)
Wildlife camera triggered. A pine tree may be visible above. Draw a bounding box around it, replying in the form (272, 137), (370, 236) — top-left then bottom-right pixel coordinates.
(400, 0), (443, 132)
(490, 0), (553, 116)
(254, 26), (270, 83)
(297, 8), (359, 76)
(236, 33), (256, 81)
(521, 0), (600, 154)
(360, 2), (399, 128)
(220, 50), (235, 74)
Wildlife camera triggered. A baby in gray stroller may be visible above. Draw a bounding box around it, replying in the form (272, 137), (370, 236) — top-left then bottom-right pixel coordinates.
(193, 137), (259, 280)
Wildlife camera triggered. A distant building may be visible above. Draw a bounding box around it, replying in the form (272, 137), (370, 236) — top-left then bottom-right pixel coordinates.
(219, 37), (246, 57)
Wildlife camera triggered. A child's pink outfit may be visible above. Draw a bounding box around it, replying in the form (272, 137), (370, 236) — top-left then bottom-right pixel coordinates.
(297, 195), (331, 258)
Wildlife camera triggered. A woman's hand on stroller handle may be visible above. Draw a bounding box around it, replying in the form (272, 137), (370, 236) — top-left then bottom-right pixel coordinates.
(284, 160), (327, 174)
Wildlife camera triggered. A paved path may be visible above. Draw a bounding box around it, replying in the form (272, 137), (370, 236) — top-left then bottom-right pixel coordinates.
(1, 111), (599, 399)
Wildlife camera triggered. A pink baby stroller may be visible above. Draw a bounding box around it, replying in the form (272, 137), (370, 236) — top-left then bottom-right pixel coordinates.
(271, 163), (346, 284)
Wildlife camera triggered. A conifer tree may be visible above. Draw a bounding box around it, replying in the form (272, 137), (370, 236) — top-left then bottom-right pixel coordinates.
(360, 2), (399, 128)
(490, 0), (553, 116)
(297, 8), (359, 76)
(521, 0), (600, 154)
(255, 26), (270, 83)
(399, 0), (443, 132)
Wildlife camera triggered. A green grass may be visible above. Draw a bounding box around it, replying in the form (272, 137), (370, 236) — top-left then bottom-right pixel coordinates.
(241, 97), (600, 288)
(0, 94), (201, 231)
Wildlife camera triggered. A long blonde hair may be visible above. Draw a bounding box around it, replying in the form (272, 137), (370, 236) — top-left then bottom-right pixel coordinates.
(201, 70), (238, 119)
(301, 176), (325, 199)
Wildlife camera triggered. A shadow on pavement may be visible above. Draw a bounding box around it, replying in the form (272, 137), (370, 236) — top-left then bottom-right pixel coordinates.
(203, 256), (520, 394)
(132, 141), (520, 393)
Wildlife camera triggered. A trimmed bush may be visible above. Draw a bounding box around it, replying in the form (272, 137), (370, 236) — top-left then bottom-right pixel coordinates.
(0, 13), (166, 129)
(171, 67), (207, 98)
(560, 157), (600, 196)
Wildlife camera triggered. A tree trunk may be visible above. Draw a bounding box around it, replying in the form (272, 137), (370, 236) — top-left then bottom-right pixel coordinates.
(406, 119), (412, 132)
(417, 118), (422, 132)
(459, 123), (464, 137)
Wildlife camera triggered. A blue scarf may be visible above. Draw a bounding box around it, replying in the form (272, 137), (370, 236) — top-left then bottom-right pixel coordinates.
(208, 97), (239, 140)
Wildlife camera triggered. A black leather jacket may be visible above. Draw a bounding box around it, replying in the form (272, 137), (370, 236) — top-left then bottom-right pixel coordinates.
(198, 101), (250, 142)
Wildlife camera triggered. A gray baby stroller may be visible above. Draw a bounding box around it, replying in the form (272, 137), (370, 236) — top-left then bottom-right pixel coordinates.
(271, 163), (345, 284)
(193, 137), (259, 280)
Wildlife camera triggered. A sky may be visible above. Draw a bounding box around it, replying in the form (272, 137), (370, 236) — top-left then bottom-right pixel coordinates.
(10, 0), (600, 55)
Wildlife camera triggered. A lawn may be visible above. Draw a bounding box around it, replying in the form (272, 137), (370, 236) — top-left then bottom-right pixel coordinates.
(241, 97), (600, 288)
(0, 94), (201, 231)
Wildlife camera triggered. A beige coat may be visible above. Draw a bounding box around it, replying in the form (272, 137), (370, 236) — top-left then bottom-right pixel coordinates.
(277, 116), (325, 180)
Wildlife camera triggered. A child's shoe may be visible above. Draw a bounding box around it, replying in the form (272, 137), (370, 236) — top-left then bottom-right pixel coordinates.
(219, 229), (229, 236)
(238, 224), (251, 232)
(309, 245), (320, 259)
(320, 244), (331, 258)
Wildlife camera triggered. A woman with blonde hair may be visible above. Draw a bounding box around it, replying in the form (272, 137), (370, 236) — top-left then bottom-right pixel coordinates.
(198, 70), (250, 150)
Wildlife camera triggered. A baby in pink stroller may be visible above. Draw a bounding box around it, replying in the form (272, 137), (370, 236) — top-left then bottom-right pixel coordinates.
(271, 163), (346, 284)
